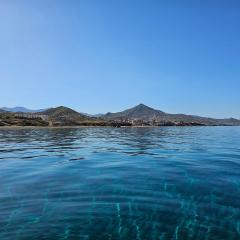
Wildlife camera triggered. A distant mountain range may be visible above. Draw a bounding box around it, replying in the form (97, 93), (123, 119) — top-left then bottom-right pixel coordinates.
(80, 112), (104, 118)
(0, 107), (46, 113)
(0, 106), (103, 117)
(0, 104), (240, 126)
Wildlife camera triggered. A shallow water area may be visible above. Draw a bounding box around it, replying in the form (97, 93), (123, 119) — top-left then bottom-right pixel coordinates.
(0, 127), (240, 239)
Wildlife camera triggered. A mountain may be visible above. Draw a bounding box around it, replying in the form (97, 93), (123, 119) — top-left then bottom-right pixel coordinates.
(80, 112), (104, 118)
(40, 106), (89, 122)
(103, 104), (240, 126)
(1, 104), (239, 127)
(93, 113), (104, 118)
(104, 104), (165, 121)
(39, 106), (107, 126)
(0, 106), (108, 127)
(0, 107), (46, 113)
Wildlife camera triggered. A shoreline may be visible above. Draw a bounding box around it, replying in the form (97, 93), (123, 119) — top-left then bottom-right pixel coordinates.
(0, 125), (239, 129)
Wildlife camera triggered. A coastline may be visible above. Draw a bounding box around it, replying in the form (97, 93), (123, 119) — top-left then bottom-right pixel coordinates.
(0, 125), (238, 129)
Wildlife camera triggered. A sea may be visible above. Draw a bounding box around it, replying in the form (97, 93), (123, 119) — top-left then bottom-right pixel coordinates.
(0, 127), (239, 239)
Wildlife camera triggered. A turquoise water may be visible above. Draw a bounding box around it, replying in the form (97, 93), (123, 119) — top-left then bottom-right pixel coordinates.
(0, 127), (240, 240)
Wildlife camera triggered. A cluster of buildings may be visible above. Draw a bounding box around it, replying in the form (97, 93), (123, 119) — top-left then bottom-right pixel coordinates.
(14, 113), (49, 121)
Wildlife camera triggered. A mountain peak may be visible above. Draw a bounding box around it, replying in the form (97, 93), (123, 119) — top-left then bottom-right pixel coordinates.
(134, 103), (153, 109)
(136, 103), (148, 107)
(103, 104), (165, 120)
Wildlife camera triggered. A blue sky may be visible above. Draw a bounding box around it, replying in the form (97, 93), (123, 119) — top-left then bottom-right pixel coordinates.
(0, 0), (240, 118)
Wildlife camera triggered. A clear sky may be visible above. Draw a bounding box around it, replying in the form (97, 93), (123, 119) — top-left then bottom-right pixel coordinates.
(0, 0), (240, 118)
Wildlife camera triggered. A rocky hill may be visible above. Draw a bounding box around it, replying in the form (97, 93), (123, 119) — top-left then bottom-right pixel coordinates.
(104, 104), (165, 121)
(41, 106), (87, 121)
(39, 106), (107, 126)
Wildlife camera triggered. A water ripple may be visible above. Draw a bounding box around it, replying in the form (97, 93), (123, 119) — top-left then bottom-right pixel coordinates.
(0, 127), (240, 239)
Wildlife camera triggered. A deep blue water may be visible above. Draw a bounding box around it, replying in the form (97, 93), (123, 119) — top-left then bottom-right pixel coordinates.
(0, 127), (240, 240)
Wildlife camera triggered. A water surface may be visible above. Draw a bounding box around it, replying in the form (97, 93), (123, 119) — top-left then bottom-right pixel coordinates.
(0, 127), (240, 239)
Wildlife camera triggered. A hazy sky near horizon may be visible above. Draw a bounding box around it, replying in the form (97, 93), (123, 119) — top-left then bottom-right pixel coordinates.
(0, 0), (240, 118)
